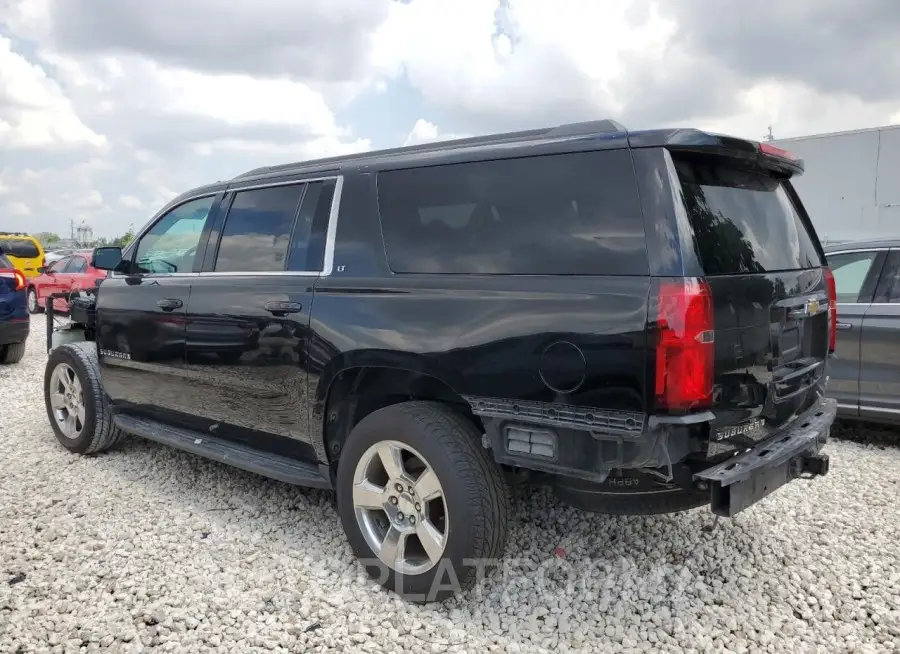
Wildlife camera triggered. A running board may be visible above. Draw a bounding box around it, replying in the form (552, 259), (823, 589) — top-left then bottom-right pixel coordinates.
(113, 414), (332, 489)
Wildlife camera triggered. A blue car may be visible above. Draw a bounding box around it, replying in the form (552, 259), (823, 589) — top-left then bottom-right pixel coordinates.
(0, 251), (29, 364)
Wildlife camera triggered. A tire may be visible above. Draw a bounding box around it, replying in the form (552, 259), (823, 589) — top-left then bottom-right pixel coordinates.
(336, 401), (509, 602)
(44, 342), (125, 454)
(27, 287), (44, 314)
(0, 342), (26, 364)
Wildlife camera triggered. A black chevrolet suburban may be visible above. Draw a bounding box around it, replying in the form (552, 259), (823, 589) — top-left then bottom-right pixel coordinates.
(43, 120), (837, 601)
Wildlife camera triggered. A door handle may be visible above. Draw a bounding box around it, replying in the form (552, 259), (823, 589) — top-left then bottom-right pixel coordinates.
(836, 322), (852, 330)
(265, 300), (303, 316)
(156, 298), (183, 311)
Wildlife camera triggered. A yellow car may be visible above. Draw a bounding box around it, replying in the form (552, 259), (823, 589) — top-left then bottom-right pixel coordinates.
(0, 233), (45, 279)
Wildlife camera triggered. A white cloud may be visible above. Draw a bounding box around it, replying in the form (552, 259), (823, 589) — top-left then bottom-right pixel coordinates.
(118, 194), (145, 210)
(0, 36), (105, 149)
(403, 119), (469, 146)
(5, 201), (32, 217)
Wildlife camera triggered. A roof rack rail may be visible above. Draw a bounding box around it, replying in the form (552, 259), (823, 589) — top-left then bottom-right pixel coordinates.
(546, 119), (627, 137)
(230, 118), (628, 181)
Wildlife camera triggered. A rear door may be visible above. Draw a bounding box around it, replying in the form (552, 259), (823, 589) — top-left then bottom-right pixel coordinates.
(182, 178), (334, 451)
(666, 149), (829, 442)
(822, 248), (886, 414)
(858, 249), (900, 420)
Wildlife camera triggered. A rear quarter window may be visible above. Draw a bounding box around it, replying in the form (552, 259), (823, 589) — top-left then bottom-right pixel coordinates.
(673, 156), (822, 275)
(0, 238), (40, 259)
(377, 150), (648, 275)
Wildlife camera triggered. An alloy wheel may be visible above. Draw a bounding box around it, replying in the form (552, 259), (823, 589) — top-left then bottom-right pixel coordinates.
(351, 440), (448, 575)
(48, 363), (85, 440)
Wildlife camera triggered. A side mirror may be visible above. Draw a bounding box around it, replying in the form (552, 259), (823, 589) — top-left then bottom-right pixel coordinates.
(37, 266), (46, 274)
(91, 246), (124, 271)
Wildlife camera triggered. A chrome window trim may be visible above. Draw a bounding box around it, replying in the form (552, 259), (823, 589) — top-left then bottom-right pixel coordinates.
(836, 302), (900, 307)
(111, 175), (343, 280)
(860, 405), (900, 415)
(824, 247), (891, 257)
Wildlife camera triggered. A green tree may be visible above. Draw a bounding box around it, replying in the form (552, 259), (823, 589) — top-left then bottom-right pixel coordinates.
(111, 228), (135, 248)
(34, 231), (61, 246)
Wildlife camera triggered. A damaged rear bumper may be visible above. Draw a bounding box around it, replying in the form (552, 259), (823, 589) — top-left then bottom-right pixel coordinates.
(695, 396), (836, 517)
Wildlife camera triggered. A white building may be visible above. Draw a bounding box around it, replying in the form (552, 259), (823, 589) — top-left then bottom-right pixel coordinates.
(773, 124), (900, 244)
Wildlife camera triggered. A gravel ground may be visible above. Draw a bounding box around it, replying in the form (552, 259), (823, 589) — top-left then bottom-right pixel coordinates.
(1, 328), (899, 654)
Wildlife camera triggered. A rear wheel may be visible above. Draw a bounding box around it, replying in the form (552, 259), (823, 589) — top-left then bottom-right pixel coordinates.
(336, 401), (509, 602)
(27, 287), (43, 314)
(44, 343), (124, 454)
(0, 342), (26, 364)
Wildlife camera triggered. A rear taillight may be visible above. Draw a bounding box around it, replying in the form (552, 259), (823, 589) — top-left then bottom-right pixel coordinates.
(0, 269), (26, 291)
(759, 141), (800, 161)
(654, 278), (715, 411)
(823, 267), (837, 353)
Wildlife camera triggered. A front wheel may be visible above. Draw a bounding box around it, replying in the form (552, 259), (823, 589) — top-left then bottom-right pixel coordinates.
(336, 401), (510, 602)
(27, 287), (43, 314)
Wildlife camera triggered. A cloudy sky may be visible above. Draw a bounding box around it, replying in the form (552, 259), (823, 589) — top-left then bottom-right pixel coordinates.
(2, 0), (899, 238)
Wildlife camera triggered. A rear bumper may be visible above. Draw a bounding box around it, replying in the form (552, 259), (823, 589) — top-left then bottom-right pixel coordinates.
(0, 318), (29, 345)
(695, 395), (836, 517)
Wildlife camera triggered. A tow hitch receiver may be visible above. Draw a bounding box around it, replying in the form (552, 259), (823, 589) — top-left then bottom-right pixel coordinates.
(695, 397), (836, 518)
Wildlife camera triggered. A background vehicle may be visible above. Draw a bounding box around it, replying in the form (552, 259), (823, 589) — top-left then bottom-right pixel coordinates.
(0, 232), (44, 279)
(45, 248), (78, 265)
(27, 250), (108, 314)
(42, 120), (836, 601)
(0, 252), (28, 364)
(824, 238), (900, 423)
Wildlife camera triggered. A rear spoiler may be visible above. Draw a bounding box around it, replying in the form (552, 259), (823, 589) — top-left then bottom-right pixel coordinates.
(628, 129), (804, 177)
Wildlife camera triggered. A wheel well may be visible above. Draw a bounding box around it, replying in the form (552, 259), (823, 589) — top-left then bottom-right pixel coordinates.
(323, 367), (482, 464)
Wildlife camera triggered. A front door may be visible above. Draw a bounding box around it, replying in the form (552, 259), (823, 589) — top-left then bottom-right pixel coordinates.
(859, 249), (900, 420)
(97, 194), (221, 423)
(824, 248), (886, 414)
(182, 179), (331, 456)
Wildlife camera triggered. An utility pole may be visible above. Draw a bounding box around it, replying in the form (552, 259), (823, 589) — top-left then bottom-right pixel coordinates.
(765, 125), (775, 142)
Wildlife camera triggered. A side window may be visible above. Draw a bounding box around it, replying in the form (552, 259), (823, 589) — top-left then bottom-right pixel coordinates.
(134, 196), (216, 274)
(827, 251), (881, 303)
(213, 184), (306, 273)
(376, 150), (648, 275)
(874, 251), (900, 303)
(287, 180), (335, 272)
(65, 256), (87, 273)
(49, 257), (71, 273)
(0, 238), (40, 258)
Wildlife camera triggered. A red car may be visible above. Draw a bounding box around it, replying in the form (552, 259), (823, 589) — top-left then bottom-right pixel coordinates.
(26, 250), (107, 314)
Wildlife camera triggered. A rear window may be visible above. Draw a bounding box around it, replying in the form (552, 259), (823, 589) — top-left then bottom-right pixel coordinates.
(674, 157), (821, 275)
(0, 238), (40, 259)
(377, 150), (648, 275)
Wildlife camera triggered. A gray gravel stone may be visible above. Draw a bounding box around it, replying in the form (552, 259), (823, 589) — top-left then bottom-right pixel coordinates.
(1, 330), (899, 652)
